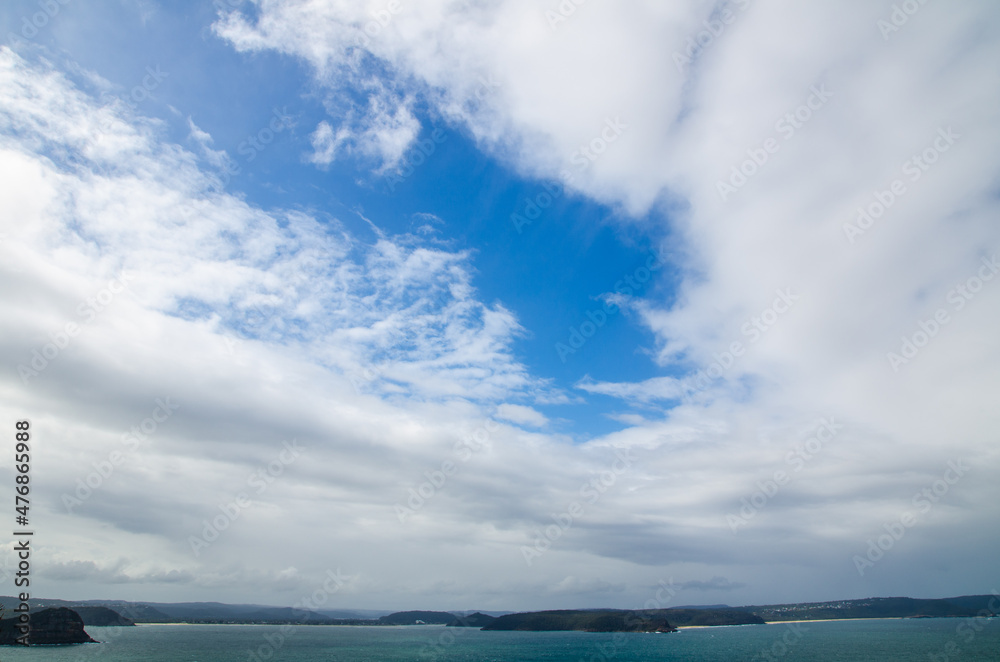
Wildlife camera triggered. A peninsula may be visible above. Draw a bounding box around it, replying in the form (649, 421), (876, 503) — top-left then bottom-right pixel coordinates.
(0, 607), (97, 646)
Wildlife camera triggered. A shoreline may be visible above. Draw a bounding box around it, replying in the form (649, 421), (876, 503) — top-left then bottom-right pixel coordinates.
(764, 617), (906, 624)
(675, 625), (742, 630)
(108, 615), (994, 630)
(677, 617), (915, 630)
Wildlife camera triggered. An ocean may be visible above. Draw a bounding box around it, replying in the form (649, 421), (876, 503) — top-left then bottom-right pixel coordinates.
(3, 618), (998, 661)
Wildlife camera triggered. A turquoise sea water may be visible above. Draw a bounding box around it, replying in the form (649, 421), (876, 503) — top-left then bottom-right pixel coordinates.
(2, 618), (998, 661)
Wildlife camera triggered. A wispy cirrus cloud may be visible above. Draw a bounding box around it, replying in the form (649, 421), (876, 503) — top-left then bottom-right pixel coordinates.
(0, 46), (575, 606)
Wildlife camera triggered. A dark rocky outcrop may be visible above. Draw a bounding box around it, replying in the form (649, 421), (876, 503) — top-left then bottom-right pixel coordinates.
(0, 607), (97, 645)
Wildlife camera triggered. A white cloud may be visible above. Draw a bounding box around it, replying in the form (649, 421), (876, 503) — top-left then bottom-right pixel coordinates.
(306, 87), (420, 171)
(205, 0), (1000, 604)
(187, 116), (235, 174)
(350, 86), (421, 171)
(495, 403), (548, 428)
(0, 46), (579, 606)
(308, 120), (345, 166)
(215, 6), (422, 172)
(576, 375), (687, 404)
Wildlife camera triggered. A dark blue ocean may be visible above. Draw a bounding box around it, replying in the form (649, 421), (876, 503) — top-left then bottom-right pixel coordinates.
(4, 618), (999, 661)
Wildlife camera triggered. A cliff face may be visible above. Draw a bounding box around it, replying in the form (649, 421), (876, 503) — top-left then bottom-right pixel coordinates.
(0, 607), (98, 645)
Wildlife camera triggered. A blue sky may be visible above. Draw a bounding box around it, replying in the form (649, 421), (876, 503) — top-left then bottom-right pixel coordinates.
(14, 0), (679, 438)
(1, 1), (999, 612)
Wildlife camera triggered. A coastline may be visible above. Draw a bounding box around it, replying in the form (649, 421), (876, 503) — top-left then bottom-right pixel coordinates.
(763, 617), (906, 625)
(676, 617), (909, 630)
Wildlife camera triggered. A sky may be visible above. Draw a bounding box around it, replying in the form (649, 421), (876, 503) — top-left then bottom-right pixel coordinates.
(0, 0), (998, 613)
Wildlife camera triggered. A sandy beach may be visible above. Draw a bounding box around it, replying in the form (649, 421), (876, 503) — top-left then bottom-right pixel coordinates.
(675, 617), (908, 630)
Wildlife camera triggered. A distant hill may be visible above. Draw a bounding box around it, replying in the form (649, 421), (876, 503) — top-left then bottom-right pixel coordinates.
(938, 595), (1000, 615)
(102, 601), (341, 624)
(741, 596), (999, 621)
(482, 609), (679, 632)
(73, 606), (135, 626)
(87, 603), (172, 622)
(378, 611), (457, 625)
(314, 609), (392, 619)
(447, 612), (496, 627)
(1, 593), (992, 628)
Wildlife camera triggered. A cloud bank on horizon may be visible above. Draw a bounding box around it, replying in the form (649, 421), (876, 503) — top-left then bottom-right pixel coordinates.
(0, 0), (998, 611)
